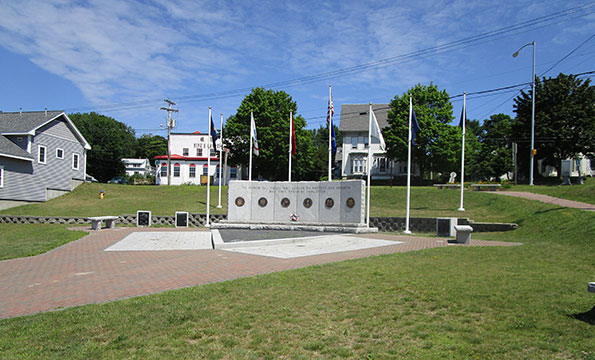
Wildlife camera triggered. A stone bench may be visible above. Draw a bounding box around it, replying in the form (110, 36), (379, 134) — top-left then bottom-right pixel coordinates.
(87, 216), (119, 230)
(589, 282), (595, 293)
(454, 225), (473, 244)
(470, 184), (501, 191)
(433, 184), (460, 190)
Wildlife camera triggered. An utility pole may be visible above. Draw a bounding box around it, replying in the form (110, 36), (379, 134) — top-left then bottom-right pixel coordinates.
(161, 99), (178, 186)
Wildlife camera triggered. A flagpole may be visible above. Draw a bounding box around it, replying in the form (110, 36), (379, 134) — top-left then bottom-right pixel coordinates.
(217, 112), (223, 208)
(249, 110), (254, 182)
(404, 96), (413, 234)
(458, 92), (466, 212)
(288, 111), (292, 182)
(327, 84), (332, 181)
(206, 107), (212, 227)
(366, 102), (372, 228)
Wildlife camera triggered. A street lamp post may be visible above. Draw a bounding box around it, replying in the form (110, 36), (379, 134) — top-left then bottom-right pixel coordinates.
(513, 41), (536, 186)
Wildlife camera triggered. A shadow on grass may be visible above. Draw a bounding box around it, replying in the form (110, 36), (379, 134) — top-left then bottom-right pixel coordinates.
(534, 207), (566, 215)
(570, 306), (595, 325)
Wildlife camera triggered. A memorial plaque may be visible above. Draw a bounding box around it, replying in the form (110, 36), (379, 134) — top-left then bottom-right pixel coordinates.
(175, 211), (189, 228)
(228, 181), (252, 221)
(318, 182), (341, 223)
(296, 182), (319, 222)
(251, 182), (274, 221)
(340, 181), (365, 224)
(436, 217), (456, 237)
(227, 180), (365, 224)
(273, 182), (297, 221)
(137, 210), (151, 227)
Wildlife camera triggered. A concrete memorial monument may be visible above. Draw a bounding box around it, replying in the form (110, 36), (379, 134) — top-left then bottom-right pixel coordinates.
(218, 180), (376, 233)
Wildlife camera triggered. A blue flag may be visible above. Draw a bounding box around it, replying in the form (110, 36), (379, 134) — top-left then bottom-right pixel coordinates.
(210, 116), (218, 152)
(330, 121), (337, 155)
(411, 107), (420, 146)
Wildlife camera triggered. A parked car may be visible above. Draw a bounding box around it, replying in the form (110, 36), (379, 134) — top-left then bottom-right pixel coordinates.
(107, 176), (128, 184)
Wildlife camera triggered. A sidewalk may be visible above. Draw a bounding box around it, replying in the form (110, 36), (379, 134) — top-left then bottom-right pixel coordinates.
(0, 227), (518, 319)
(495, 191), (595, 211)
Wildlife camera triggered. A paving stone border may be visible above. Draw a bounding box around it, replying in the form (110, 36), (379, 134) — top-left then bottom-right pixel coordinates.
(0, 214), (517, 232)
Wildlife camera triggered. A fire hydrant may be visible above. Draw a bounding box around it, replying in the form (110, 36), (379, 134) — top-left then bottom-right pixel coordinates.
(99, 190), (104, 200)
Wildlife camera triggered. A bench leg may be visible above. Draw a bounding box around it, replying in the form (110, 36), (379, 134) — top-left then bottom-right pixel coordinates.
(91, 221), (100, 230)
(456, 231), (471, 244)
(105, 220), (116, 229)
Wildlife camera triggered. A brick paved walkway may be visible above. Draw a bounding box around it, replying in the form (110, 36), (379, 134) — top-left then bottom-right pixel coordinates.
(0, 227), (519, 319)
(496, 191), (595, 211)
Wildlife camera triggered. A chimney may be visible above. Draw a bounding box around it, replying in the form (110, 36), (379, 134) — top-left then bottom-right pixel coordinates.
(19, 107), (22, 115)
(45, 108), (47, 116)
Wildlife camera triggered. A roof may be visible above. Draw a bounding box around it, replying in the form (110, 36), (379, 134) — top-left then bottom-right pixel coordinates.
(0, 135), (34, 161)
(0, 110), (91, 150)
(154, 154), (220, 161)
(339, 104), (390, 132)
(0, 110), (64, 133)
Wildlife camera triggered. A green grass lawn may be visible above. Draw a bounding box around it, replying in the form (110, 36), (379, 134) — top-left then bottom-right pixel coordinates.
(0, 182), (228, 217)
(0, 224), (87, 261)
(509, 177), (595, 205)
(0, 184), (594, 358)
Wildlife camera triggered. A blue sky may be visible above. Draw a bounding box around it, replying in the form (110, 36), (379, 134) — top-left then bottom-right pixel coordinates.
(0, 0), (593, 136)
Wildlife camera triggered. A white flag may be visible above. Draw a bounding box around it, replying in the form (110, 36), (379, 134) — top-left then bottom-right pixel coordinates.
(251, 113), (259, 156)
(370, 109), (386, 151)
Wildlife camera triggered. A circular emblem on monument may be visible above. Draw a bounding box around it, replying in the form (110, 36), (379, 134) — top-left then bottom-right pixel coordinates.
(325, 197), (334, 209)
(235, 197), (245, 207)
(346, 197), (355, 208)
(258, 197), (268, 208)
(303, 198), (313, 208)
(281, 197), (290, 208)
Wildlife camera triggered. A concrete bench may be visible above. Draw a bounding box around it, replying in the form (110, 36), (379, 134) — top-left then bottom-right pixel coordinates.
(87, 216), (118, 230)
(454, 225), (473, 244)
(470, 184), (501, 191)
(433, 184), (460, 190)
(589, 282), (595, 293)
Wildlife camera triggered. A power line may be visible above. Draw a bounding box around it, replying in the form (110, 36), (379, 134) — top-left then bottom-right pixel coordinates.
(540, 32), (595, 76)
(65, 2), (595, 114)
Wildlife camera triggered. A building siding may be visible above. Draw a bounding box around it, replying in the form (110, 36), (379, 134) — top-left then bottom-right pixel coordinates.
(38, 118), (79, 142)
(0, 119), (86, 202)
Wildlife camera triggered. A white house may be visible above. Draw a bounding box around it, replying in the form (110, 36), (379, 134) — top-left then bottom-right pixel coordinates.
(122, 158), (154, 177)
(339, 104), (418, 180)
(155, 132), (240, 186)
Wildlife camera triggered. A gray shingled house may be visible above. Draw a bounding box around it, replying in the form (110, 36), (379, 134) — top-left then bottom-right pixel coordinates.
(0, 110), (91, 206)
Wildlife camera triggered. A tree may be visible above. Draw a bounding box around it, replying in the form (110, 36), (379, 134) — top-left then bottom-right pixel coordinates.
(383, 83), (458, 180)
(513, 73), (595, 179)
(310, 124), (342, 180)
(69, 112), (136, 182)
(476, 114), (513, 180)
(223, 88), (316, 180)
(135, 134), (167, 163)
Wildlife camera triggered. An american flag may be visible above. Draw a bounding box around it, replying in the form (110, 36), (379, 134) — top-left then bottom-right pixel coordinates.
(326, 94), (334, 125)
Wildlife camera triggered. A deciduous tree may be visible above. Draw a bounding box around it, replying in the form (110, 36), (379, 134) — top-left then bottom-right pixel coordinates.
(223, 88), (315, 180)
(69, 112), (136, 182)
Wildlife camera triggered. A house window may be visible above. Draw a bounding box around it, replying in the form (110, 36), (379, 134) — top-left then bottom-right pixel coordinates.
(38, 145), (47, 164)
(183, 148), (189, 156)
(351, 137), (358, 149)
(210, 148), (216, 156)
(72, 153), (80, 170)
(203, 164), (209, 176)
(364, 136), (369, 148)
(160, 164), (168, 177)
(230, 166), (237, 179)
(352, 157), (365, 174)
(0, 166), (4, 188)
(379, 158), (386, 173)
(189, 164), (196, 178)
(56, 148), (64, 159)
(173, 163), (180, 177)
(196, 148), (203, 157)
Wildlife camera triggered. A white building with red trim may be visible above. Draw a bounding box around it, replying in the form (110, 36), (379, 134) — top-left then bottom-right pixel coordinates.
(154, 132), (240, 186)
